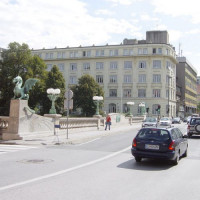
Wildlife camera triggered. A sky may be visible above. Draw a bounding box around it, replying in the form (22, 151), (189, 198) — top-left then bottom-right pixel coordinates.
(0, 0), (200, 75)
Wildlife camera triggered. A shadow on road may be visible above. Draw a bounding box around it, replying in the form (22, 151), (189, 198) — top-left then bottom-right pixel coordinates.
(188, 136), (200, 140)
(117, 158), (174, 171)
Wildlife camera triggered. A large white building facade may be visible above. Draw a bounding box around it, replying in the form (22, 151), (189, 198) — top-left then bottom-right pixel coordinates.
(32, 31), (177, 117)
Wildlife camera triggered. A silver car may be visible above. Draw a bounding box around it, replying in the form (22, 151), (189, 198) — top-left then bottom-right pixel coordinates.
(159, 117), (172, 126)
(142, 117), (158, 127)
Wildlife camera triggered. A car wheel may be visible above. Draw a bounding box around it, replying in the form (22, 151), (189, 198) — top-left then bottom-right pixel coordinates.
(195, 124), (200, 133)
(135, 157), (142, 162)
(172, 152), (180, 165)
(182, 148), (188, 157)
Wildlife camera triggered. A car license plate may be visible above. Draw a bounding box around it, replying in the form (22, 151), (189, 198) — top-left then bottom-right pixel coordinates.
(145, 144), (159, 150)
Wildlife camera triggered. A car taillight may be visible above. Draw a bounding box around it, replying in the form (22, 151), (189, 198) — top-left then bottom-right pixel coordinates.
(187, 125), (190, 129)
(168, 140), (175, 150)
(132, 138), (137, 147)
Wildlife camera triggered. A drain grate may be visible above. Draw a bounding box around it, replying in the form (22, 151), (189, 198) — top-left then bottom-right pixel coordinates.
(18, 159), (53, 164)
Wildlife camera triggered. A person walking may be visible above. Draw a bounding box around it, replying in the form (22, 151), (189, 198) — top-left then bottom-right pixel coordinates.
(105, 114), (111, 130)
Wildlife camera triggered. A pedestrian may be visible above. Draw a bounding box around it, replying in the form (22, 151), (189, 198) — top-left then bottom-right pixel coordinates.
(105, 114), (111, 130)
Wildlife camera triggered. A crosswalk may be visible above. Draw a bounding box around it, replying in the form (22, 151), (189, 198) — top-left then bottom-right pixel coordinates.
(0, 144), (37, 155)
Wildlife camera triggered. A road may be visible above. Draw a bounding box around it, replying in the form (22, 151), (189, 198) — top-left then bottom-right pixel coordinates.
(0, 123), (200, 200)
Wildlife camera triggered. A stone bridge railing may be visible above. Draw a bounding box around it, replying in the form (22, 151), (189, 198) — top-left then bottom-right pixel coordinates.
(59, 117), (104, 129)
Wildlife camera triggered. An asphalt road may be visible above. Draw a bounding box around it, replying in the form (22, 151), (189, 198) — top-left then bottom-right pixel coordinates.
(0, 123), (200, 200)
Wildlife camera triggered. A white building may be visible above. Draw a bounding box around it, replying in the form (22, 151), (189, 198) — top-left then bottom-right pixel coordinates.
(32, 30), (177, 117)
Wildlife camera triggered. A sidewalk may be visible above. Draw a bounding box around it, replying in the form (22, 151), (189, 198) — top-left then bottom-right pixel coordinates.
(0, 123), (142, 146)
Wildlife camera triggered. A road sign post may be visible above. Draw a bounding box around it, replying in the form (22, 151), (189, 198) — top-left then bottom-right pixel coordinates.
(64, 90), (73, 139)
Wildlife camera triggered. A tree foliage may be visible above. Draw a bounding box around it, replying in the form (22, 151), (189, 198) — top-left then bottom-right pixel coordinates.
(71, 74), (104, 116)
(0, 42), (65, 116)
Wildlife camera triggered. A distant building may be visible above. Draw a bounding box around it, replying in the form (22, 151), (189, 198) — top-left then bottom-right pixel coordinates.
(197, 76), (200, 106)
(32, 30), (177, 117)
(176, 57), (197, 117)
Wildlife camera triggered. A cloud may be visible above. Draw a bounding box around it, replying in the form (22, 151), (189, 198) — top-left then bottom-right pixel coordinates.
(140, 14), (159, 21)
(151, 0), (200, 24)
(105, 0), (143, 6)
(95, 9), (115, 16)
(0, 0), (140, 49)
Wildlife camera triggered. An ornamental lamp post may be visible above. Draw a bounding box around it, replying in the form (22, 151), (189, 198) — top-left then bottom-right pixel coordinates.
(139, 102), (146, 116)
(47, 88), (61, 114)
(93, 96), (103, 116)
(126, 102), (135, 116)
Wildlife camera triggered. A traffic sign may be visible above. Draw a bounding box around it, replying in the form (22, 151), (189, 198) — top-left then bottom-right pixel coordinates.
(65, 90), (73, 99)
(64, 99), (73, 110)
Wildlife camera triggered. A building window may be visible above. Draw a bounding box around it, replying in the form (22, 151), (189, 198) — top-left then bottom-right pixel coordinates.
(96, 62), (104, 70)
(109, 49), (118, 56)
(109, 103), (116, 113)
(57, 52), (66, 59)
(45, 53), (54, 59)
(143, 48), (148, 54)
(124, 75), (132, 83)
(57, 63), (64, 72)
(166, 61), (171, 69)
(158, 48), (162, 54)
(138, 74), (146, 83)
(70, 63), (77, 71)
(124, 89), (131, 98)
(153, 60), (161, 69)
(153, 74), (161, 83)
(70, 51), (79, 58)
(46, 64), (52, 71)
(153, 48), (156, 54)
(124, 61), (132, 69)
(82, 50), (91, 57)
(153, 89), (161, 98)
(110, 62), (118, 69)
(96, 75), (103, 83)
(138, 61), (146, 69)
(152, 104), (159, 114)
(166, 89), (169, 98)
(138, 89), (146, 98)
(109, 89), (117, 97)
(109, 75), (117, 83)
(83, 63), (90, 70)
(69, 76), (77, 84)
(123, 49), (133, 56)
(138, 48), (148, 54)
(96, 50), (104, 57)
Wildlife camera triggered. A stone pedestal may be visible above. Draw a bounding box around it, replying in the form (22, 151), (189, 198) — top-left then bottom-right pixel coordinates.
(2, 100), (26, 140)
(2, 100), (55, 140)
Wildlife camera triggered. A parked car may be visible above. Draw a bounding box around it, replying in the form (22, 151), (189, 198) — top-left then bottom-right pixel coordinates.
(131, 127), (188, 165)
(142, 117), (158, 127)
(172, 117), (181, 124)
(183, 117), (188, 123)
(187, 116), (191, 124)
(187, 117), (200, 137)
(159, 117), (172, 126)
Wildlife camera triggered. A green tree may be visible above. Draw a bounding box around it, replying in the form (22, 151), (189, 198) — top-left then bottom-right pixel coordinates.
(0, 42), (48, 115)
(71, 74), (104, 117)
(0, 42), (32, 115)
(44, 65), (66, 114)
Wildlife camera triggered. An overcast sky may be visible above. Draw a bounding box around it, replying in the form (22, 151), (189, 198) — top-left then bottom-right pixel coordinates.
(0, 0), (200, 75)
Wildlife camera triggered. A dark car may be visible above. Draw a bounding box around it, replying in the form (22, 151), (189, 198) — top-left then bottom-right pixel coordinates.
(131, 127), (188, 165)
(172, 117), (181, 124)
(187, 117), (200, 137)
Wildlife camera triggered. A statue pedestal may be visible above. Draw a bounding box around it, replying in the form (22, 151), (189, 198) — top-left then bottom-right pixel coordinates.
(2, 100), (55, 140)
(2, 100), (26, 140)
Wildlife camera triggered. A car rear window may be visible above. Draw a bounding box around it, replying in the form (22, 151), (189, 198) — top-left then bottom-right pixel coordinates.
(137, 129), (170, 141)
(190, 118), (200, 125)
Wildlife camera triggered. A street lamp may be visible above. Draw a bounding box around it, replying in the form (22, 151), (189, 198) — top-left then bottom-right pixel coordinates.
(47, 88), (60, 114)
(93, 96), (103, 116)
(139, 102), (146, 115)
(126, 102), (135, 116)
(168, 75), (172, 117)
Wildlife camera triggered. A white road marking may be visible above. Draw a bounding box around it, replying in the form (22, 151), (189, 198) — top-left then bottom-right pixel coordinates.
(76, 138), (101, 146)
(0, 144), (37, 154)
(0, 146), (131, 191)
